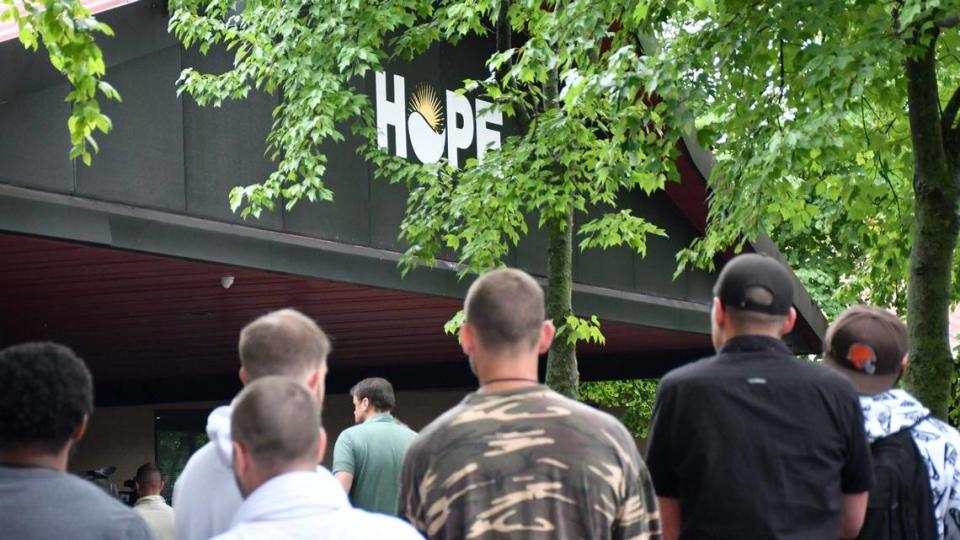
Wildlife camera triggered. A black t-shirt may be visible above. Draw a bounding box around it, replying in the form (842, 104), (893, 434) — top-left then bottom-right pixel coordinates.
(645, 335), (874, 540)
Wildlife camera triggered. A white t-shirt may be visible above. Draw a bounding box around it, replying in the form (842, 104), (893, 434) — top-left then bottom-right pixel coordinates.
(133, 495), (174, 540)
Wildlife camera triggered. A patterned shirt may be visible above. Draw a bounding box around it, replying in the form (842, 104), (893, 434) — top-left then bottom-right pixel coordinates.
(860, 389), (960, 540)
(398, 385), (660, 540)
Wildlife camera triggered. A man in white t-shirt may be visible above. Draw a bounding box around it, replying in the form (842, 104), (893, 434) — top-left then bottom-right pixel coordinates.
(132, 463), (174, 540)
(213, 376), (422, 540)
(173, 309), (330, 540)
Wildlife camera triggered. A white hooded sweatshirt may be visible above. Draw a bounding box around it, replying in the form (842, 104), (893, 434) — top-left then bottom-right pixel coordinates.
(860, 389), (960, 539)
(173, 405), (243, 540)
(211, 470), (423, 540)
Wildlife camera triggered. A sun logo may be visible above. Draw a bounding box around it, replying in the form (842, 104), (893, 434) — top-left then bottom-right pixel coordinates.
(376, 72), (502, 166)
(408, 84), (444, 135)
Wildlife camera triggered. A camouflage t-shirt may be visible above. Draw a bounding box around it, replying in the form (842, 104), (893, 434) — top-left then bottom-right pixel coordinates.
(398, 385), (660, 540)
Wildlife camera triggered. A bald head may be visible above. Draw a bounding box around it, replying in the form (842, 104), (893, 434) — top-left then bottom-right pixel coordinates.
(465, 269), (545, 352)
(239, 309), (330, 381)
(231, 376), (321, 475)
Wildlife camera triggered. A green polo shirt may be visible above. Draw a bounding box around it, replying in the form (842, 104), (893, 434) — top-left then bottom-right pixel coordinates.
(332, 413), (418, 515)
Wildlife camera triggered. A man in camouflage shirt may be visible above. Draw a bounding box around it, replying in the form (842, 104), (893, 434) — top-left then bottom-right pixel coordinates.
(398, 268), (660, 540)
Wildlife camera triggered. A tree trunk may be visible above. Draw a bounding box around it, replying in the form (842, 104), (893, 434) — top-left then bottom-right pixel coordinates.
(540, 27), (577, 398)
(902, 34), (958, 419)
(545, 205), (578, 398)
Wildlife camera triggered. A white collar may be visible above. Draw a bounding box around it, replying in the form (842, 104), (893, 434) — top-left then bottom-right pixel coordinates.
(231, 468), (350, 527)
(134, 494), (167, 506)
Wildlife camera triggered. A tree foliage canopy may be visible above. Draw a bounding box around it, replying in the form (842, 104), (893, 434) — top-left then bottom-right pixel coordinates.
(643, 0), (960, 416)
(646, 0), (960, 313)
(169, 0), (695, 280)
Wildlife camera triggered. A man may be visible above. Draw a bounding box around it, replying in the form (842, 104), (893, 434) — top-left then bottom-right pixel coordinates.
(823, 305), (960, 539)
(645, 253), (874, 539)
(174, 308), (330, 540)
(213, 376), (423, 539)
(333, 377), (417, 515)
(132, 463), (174, 540)
(0, 342), (155, 540)
(399, 268), (660, 539)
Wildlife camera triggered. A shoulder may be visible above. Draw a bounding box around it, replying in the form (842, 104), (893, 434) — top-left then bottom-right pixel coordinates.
(659, 355), (720, 387)
(336, 424), (362, 443)
(409, 403), (464, 448)
(653, 358), (719, 401)
(59, 471), (117, 499)
(60, 477), (153, 537)
(547, 392), (639, 449)
(348, 509), (424, 538)
(798, 361), (860, 395)
(60, 474), (131, 514)
(923, 416), (960, 447)
(178, 442), (220, 479)
(173, 441), (242, 527)
(393, 420), (418, 437)
(175, 442), (228, 494)
(546, 391), (625, 427)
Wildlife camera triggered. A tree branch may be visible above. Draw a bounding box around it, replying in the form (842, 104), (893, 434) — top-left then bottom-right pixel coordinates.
(941, 84), (960, 133)
(936, 13), (959, 28)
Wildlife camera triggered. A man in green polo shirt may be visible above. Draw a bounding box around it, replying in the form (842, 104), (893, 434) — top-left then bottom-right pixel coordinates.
(333, 377), (418, 515)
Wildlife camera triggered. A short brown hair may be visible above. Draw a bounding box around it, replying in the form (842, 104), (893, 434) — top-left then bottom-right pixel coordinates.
(238, 309), (330, 380)
(231, 376), (321, 472)
(464, 268), (545, 351)
(350, 378), (396, 412)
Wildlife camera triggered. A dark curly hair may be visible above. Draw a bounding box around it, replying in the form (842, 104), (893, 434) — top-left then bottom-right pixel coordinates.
(0, 342), (93, 453)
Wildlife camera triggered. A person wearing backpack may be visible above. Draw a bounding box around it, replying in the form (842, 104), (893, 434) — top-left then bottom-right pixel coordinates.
(824, 305), (960, 540)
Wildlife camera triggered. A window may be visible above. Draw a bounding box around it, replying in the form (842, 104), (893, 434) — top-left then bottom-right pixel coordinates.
(154, 409), (210, 501)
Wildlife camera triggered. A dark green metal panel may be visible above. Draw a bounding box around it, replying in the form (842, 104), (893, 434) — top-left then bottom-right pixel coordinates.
(513, 216), (550, 276)
(368, 180), (408, 251)
(0, 83), (73, 193)
(76, 46), (186, 211)
(181, 47), (284, 230)
(284, 130), (374, 245)
(96, 0), (178, 69)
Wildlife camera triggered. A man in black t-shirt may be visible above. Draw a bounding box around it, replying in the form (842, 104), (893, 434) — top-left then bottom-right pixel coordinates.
(645, 254), (873, 540)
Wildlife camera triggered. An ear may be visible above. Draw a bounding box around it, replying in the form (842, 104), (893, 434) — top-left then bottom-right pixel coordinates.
(160, 479), (166, 491)
(901, 354), (910, 370)
(460, 323), (477, 356)
(712, 298), (725, 327)
(781, 307), (798, 335)
(305, 368), (321, 392)
(233, 440), (249, 475)
(361, 397), (371, 411)
(238, 367), (248, 386)
(537, 320), (555, 354)
(71, 414), (90, 445)
(317, 427), (328, 463)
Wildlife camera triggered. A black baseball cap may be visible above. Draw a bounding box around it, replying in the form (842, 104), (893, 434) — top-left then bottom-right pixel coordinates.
(713, 253), (795, 316)
(824, 305), (908, 395)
